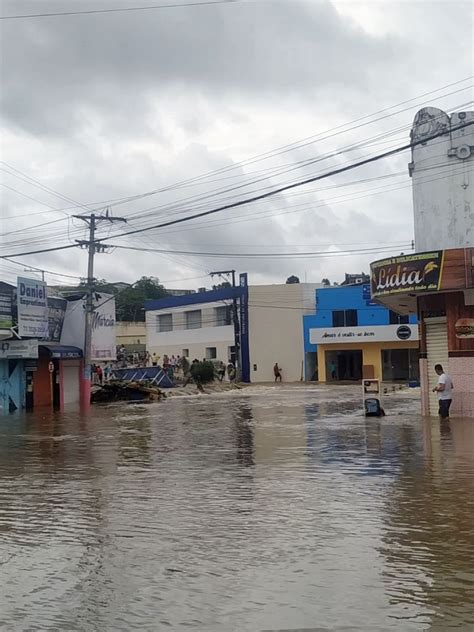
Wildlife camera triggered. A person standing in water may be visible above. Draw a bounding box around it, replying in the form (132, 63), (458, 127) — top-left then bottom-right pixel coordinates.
(432, 363), (454, 420)
(273, 363), (282, 382)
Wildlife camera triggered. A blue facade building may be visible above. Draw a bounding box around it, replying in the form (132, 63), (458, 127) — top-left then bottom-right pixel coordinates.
(303, 283), (419, 382)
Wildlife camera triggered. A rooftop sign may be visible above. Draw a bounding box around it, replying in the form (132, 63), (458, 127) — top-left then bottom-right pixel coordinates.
(370, 248), (474, 299)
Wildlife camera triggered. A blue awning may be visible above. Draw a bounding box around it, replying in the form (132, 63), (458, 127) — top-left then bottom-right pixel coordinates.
(40, 344), (83, 359)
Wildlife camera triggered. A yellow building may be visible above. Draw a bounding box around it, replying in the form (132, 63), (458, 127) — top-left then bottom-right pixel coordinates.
(316, 339), (419, 382)
(115, 321), (147, 353)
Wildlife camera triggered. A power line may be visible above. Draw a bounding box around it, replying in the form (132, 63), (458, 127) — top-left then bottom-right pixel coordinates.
(0, 244), (77, 259)
(109, 243), (413, 259)
(0, 0), (242, 21)
(103, 77), (472, 207)
(1, 257), (83, 280)
(99, 120), (474, 242)
(100, 99), (473, 229)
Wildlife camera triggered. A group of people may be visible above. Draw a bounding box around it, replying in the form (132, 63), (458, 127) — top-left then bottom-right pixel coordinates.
(91, 363), (113, 385)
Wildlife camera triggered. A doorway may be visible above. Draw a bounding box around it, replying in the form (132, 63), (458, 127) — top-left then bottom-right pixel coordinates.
(325, 350), (362, 381)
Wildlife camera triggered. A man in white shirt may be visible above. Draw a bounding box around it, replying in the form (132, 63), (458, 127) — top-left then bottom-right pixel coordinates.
(432, 364), (454, 420)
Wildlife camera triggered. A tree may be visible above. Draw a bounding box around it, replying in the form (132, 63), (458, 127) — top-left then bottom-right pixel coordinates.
(212, 281), (231, 290)
(286, 275), (300, 284)
(115, 276), (167, 321)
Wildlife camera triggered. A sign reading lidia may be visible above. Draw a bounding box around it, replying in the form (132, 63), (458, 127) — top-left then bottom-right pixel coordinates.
(370, 252), (443, 298)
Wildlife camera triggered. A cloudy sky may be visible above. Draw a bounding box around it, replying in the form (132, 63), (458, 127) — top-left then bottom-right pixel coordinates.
(0, 0), (472, 290)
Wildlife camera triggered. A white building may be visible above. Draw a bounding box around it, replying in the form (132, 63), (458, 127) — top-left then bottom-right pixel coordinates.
(145, 281), (320, 382)
(410, 107), (474, 250)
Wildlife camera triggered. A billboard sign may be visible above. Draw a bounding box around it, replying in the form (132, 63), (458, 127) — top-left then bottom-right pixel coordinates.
(59, 293), (116, 361)
(47, 296), (68, 342)
(17, 277), (49, 338)
(91, 295), (116, 361)
(0, 284), (13, 329)
(371, 252), (443, 299)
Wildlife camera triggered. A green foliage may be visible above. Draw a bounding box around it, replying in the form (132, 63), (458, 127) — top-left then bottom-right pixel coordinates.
(189, 360), (215, 384)
(59, 276), (168, 322)
(115, 277), (167, 321)
(286, 275), (300, 284)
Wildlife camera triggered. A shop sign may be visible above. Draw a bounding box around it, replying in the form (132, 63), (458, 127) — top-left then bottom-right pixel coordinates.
(91, 295), (116, 360)
(370, 252), (443, 299)
(0, 286), (13, 329)
(17, 277), (48, 338)
(0, 339), (39, 359)
(309, 324), (419, 345)
(455, 318), (474, 339)
(47, 296), (67, 342)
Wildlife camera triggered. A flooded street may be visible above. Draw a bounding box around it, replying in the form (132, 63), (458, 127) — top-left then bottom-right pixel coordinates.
(1, 385), (474, 632)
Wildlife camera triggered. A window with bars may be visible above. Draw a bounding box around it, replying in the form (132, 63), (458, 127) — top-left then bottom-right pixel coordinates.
(215, 305), (232, 326)
(156, 313), (172, 332)
(186, 310), (202, 329)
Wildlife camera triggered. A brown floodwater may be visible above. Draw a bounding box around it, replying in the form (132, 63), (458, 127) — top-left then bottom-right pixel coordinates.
(0, 385), (473, 632)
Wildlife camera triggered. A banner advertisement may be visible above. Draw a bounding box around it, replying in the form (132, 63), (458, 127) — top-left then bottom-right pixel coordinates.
(0, 339), (38, 359)
(17, 277), (48, 338)
(309, 324), (419, 345)
(370, 252), (443, 299)
(47, 296), (68, 342)
(91, 295), (116, 361)
(59, 293), (116, 361)
(0, 284), (13, 329)
(455, 318), (474, 339)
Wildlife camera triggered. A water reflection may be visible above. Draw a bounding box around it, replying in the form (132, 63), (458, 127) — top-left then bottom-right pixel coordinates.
(0, 386), (473, 631)
(379, 417), (474, 630)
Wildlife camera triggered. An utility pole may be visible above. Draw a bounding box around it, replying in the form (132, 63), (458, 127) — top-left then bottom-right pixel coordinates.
(210, 269), (241, 380)
(74, 211), (126, 410)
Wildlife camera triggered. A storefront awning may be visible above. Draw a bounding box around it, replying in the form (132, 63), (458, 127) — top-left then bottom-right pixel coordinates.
(40, 344), (83, 359)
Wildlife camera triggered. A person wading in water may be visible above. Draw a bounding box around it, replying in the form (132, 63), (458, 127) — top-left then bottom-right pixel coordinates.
(273, 363), (282, 382)
(432, 363), (454, 420)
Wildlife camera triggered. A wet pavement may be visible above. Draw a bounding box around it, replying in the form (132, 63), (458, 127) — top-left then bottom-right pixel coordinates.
(0, 384), (473, 632)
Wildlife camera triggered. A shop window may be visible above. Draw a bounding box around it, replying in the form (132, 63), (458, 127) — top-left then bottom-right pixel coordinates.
(382, 349), (420, 381)
(205, 347), (217, 360)
(332, 309), (358, 327)
(186, 310), (202, 329)
(389, 310), (409, 325)
(157, 313), (172, 332)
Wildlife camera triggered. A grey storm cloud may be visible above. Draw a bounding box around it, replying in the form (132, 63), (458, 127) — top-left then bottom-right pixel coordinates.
(0, 0), (399, 134)
(0, 0), (472, 287)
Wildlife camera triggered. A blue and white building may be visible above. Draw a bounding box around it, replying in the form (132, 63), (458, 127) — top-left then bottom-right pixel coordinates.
(303, 283), (419, 382)
(145, 276), (321, 383)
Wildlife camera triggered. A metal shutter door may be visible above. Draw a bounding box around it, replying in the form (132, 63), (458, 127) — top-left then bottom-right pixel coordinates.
(63, 364), (80, 405)
(426, 319), (448, 415)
